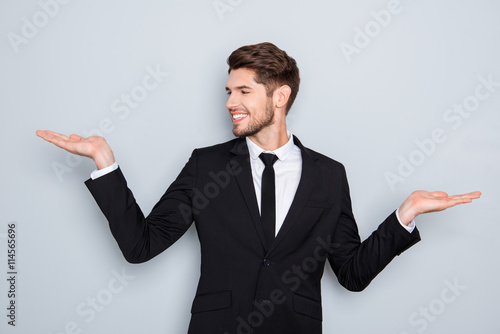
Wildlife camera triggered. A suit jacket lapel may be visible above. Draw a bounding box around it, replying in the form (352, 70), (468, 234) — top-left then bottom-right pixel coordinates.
(229, 138), (267, 251)
(268, 135), (319, 254)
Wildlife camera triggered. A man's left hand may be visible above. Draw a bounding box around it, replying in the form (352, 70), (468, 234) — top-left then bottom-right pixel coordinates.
(398, 190), (481, 226)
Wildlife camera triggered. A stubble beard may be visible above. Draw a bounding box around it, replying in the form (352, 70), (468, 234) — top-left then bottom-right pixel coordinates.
(232, 99), (275, 138)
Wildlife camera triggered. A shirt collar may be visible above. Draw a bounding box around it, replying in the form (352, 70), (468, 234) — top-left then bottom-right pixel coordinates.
(246, 132), (295, 162)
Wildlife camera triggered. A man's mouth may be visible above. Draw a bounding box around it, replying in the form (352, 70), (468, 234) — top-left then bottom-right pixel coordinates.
(232, 113), (248, 122)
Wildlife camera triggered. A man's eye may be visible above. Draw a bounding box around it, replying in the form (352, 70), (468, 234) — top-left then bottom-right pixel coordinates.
(226, 91), (231, 95)
(242, 91), (249, 94)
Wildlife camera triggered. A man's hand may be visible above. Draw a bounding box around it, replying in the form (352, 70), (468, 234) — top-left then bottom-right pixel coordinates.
(36, 130), (116, 170)
(398, 190), (481, 226)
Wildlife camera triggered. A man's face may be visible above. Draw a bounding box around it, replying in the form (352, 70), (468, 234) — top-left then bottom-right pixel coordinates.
(225, 68), (275, 137)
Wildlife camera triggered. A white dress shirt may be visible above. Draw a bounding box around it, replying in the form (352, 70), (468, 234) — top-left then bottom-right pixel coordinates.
(246, 133), (302, 236)
(90, 133), (415, 233)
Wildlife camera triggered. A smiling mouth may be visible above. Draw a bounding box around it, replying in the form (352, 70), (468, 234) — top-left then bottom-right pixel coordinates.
(232, 113), (248, 121)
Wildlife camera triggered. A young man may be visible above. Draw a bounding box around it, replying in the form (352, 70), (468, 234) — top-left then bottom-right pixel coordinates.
(37, 42), (480, 334)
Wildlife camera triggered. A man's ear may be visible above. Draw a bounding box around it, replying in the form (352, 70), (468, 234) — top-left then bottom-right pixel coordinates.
(274, 85), (292, 109)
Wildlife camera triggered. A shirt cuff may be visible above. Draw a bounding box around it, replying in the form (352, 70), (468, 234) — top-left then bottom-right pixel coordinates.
(396, 208), (416, 233)
(90, 162), (119, 180)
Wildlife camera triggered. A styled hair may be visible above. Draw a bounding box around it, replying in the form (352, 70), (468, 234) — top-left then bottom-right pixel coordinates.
(227, 42), (300, 114)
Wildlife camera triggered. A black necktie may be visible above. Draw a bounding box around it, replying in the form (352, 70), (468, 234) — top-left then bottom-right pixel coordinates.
(259, 153), (279, 249)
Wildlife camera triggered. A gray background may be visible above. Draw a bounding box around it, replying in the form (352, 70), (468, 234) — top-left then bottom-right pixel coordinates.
(1, 0), (499, 333)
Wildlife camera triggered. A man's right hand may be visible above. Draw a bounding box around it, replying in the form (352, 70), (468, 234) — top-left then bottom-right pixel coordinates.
(36, 130), (116, 170)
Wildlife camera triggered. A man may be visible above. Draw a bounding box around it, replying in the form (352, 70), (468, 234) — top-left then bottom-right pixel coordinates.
(36, 42), (480, 334)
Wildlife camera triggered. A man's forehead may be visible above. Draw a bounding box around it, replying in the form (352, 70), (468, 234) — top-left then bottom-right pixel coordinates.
(226, 68), (260, 88)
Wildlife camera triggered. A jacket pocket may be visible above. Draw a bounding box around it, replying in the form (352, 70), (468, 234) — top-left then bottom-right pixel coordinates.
(293, 294), (322, 321)
(191, 290), (231, 313)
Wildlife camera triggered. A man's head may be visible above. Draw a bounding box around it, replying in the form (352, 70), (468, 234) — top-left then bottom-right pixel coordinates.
(225, 43), (300, 138)
(227, 42), (300, 115)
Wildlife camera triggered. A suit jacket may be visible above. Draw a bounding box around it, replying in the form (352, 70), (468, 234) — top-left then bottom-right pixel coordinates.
(85, 135), (420, 334)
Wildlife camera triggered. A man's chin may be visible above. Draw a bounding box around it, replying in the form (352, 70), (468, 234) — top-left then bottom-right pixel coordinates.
(233, 127), (258, 138)
(232, 129), (248, 138)
(232, 122), (272, 138)
(232, 125), (248, 138)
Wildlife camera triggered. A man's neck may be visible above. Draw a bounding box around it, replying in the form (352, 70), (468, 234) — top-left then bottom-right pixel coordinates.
(248, 125), (289, 151)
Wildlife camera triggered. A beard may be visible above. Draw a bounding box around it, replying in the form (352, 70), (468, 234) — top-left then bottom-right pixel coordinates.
(232, 99), (275, 138)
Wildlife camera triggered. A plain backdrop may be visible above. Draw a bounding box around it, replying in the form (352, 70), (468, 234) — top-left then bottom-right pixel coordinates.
(1, 0), (499, 333)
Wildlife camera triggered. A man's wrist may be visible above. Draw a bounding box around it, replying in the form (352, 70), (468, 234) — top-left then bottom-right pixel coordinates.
(91, 142), (116, 170)
(396, 208), (416, 233)
(91, 162), (119, 180)
(397, 197), (418, 226)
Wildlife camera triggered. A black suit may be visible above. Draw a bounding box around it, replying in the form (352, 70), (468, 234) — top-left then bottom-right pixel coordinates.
(85, 136), (420, 334)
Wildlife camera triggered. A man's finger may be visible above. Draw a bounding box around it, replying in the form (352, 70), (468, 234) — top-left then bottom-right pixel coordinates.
(46, 131), (70, 141)
(448, 192), (482, 201)
(36, 130), (74, 150)
(465, 191), (482, 198)
(37, 130), (69, 141)
(442, 192), (482, 209)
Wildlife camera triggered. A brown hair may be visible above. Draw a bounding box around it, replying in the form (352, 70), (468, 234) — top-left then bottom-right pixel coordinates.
(227, 42), (300, 114)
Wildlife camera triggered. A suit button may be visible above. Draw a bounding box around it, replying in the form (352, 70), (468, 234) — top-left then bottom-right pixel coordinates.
(263, 259), (270, 266)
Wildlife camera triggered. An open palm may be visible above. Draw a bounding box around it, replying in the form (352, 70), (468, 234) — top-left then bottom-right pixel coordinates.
(398, 190), (481, 225)
(36, 130), (115, 169)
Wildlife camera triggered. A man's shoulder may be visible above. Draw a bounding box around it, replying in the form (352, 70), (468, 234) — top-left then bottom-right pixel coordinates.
(294, 137), (345, 171)
(188, 138), (245, 163)
(194, 138), (241, 154)
(306, 146), (345, 170)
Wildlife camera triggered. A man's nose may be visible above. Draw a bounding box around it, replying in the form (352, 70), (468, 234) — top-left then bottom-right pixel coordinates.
(226, 93), (239, 110)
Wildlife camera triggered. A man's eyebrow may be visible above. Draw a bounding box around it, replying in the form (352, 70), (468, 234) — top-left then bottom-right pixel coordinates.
(225, 85), (253, 91)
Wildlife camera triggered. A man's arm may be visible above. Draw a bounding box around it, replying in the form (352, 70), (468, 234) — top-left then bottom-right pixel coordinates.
(36, 130), (196, 263)
(328, 167), (480, 292)
(84, 159), (196, 263)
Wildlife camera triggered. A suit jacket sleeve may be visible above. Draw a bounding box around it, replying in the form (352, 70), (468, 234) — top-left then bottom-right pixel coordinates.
(84, 150), (198, 263)
(327, 166), (421, 292)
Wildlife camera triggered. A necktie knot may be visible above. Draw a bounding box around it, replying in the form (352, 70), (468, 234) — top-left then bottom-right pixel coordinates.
(259, 153), (278, 167)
